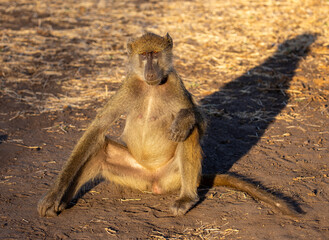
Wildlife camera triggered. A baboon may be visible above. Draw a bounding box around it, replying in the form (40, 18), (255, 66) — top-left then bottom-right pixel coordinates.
(38, 32), (298, 217)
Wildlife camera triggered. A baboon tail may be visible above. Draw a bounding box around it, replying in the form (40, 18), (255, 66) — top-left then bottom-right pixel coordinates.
(200, 174), (300, 218)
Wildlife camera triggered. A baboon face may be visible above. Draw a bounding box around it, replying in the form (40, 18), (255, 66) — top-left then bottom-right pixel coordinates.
(138, 50), (163, 85)
(127, 33), (173, 86)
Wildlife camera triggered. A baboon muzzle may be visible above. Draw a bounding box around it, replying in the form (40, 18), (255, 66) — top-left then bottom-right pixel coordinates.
(144, 54), (160, 85)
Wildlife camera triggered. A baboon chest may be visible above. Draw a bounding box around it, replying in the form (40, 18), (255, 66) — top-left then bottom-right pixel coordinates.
(137, 100), (164, 123)
(129, 96), (171, 131)
(121, 93), (177, 164)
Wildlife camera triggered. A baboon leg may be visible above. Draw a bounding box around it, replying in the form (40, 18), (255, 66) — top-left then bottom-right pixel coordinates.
(58, 150), (106, 211)
(38, 148), (106, 217)
(101, 139), (155, 192)
(170, 128), (202, 215)
(60, 138), (154, 211)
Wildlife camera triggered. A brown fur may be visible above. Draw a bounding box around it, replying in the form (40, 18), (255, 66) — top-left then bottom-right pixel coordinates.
(38, 33), (298, 218)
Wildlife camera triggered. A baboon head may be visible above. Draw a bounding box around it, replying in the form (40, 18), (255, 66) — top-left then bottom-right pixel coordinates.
(127, 32), (173, 85)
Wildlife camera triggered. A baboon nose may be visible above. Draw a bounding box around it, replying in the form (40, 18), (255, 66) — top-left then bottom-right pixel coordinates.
(146, 73), (155, 80)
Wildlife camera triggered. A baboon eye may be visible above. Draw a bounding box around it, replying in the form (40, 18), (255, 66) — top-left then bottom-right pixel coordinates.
(140, 52), (147, 60)
(153, 51), (159, 57)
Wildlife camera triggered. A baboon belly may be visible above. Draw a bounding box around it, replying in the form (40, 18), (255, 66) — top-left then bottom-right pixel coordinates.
(122, 114), (177, 168)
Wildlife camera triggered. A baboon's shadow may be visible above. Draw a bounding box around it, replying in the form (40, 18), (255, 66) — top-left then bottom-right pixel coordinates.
(197, 33), (316, 209)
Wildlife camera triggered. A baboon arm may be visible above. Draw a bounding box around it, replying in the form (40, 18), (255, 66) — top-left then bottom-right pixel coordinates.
(38, 87), (131, 216)
(55, 87), (131, 193)
(171, 128), (202, 215)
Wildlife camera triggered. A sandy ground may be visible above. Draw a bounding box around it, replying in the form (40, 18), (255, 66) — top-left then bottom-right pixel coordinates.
(1, 0), (329, 239)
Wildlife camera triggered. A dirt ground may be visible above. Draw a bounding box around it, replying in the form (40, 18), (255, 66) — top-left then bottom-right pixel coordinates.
(1, 0), (329, 239)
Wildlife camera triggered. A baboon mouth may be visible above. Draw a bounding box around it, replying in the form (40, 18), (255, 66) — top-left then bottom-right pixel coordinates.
(146, 79), (161, 85)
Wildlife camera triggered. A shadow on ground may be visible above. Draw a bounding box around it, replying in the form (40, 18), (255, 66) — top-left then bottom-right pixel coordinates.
(197, 33), (316, 209)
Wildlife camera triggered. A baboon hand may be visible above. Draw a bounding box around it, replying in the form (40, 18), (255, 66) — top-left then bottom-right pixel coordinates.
(37, 190), (66, 217)
(170, 196), (199, 216)
(169, 109), (195, 142)
(169, 122), (192, 142)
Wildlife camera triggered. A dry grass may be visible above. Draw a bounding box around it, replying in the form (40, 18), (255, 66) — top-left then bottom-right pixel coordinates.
(150, 222), (239, 240)
(1, 0), (328, 114)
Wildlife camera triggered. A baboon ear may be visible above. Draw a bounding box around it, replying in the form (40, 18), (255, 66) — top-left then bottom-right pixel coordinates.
(165, 33), (173, 48)
(127, 38), (134, 55)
